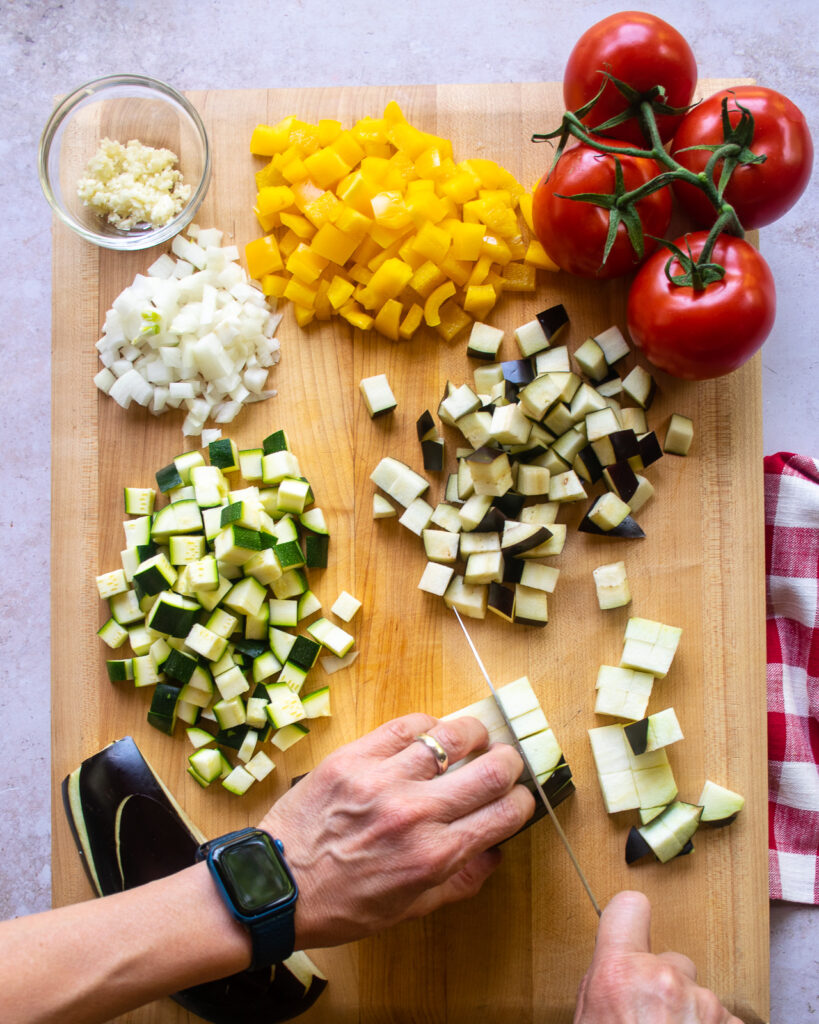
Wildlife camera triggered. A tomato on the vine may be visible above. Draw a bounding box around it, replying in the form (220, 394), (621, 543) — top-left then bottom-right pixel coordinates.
(563, 11), (697, 145)
(626, 232), (776, 380)
(671, 86), (814, 229)
(532, 140), (672, 279)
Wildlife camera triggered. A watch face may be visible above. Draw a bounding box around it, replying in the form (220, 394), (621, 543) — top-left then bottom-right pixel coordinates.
(218, 832), (296, 916)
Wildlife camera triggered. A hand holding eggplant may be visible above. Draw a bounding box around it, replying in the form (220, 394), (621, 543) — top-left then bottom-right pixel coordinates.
(258, 711), (535, 949)
(574, 891), (743, 1023)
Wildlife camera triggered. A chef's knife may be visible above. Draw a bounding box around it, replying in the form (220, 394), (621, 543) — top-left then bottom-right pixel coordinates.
(452, 608), (601, 917)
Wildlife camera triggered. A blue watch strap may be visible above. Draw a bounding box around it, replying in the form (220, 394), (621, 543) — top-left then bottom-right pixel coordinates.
(197, 828), (298, 970)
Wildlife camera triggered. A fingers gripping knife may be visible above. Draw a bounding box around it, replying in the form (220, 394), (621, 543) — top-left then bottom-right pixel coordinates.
(452, 609), (601, 917)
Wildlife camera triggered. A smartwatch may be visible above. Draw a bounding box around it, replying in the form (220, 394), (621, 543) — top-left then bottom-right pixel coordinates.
(196, 827), (298, 969)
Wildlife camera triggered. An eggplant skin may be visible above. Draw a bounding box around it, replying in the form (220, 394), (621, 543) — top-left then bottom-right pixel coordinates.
(62, 737), (327, 1023)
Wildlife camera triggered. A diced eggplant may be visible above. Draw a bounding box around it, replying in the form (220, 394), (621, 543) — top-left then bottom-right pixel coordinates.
(626, 801), (702, 864)
(473, 505), (509, 533)
(359, 373), (397, 418)
(514, 319), (551, 358)
(466, 446), (513, 497)
(573, 444), (604, 485)
(625, 826), (654, 864)
(62, 737), (328, 1022)
(664, 414), (694, 456)
(594, 325), (630, 365)
(609, 429), (640, 463)
(491, 492), (525, 519)
(633, 430), (664, 471)
(624, 708), (683, 755)
(573, 337), (607, 381)
(421, 438), (445, 472)
(416, 409), (437, 442)
(487, 581), (516, 621)
(513, 584), (548, 626)
(502, 520), (552, 558)
(418, 562), (456, 596)
(622, 365), (656, 409)
(502, 556), (524, 584)
(603, 461), (640, 502)
(535, 303), (569, 344)
(467, 322), (505, 360)
(579, 510), (645, 539)
(500, 358), (535, 388)
(592, 560), (631, 610)
(698, 779), (745, 827)
(534, 346), (570, 373)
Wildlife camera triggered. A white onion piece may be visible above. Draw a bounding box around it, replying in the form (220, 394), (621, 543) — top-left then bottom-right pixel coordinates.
(95, 229), (280, 435)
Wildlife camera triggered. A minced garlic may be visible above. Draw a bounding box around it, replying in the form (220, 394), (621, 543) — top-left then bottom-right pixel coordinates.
(77, 137), (192, 229)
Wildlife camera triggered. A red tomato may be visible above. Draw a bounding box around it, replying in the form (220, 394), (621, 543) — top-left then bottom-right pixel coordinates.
(532, 140), (672, 278)
(563, 11), (697, 145)
(671, 86), (814, 229)
(626, 232), (776, 380)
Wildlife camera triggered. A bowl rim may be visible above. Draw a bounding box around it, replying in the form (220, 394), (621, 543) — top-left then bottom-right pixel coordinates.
(38, 73), (212, 251)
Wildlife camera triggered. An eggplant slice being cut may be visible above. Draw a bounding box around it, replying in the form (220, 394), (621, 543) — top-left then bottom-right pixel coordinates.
(62, 736), (327, 1023)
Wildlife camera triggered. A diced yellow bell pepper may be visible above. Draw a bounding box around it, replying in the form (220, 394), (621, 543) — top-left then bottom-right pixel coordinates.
(389, 149), (417, 184)
(467, 254), (493, 287)
(481, 234), (512, 265)
(250, 122), (290, 156)
(256, 185), (295, 219)
(288, 120), (322, 156)
(330, 131), (366, 169)
(507, 235), (528, 261)
(279, 211), (315, 240)
(518, 191), (535, 233)
(501, 262), (537, 291)
(448, 221), (485, 262)
(399, 302), (424, 339)
(334, 204), (372, 241)
(406, 177), (436, 194)
(404, 189), (448, 227)
(350, 235), (381, 268)
(383, 100), (407, 126)
(414, 146), (446, 181)
(348, 263), (373, 286)
(318, 119), (343, 146)
(440, 170), (480, 205)
(310, 222), (360, 266)
(245, 235), (283, 279)
(255, 160), (284, 190)
(336, 172), (375, 217)
(281, 156), (309, 184)
(410, 260), (447, 299)
(525, 238), (560, 272)
(313, 280), (334, 320)
(423, 281), (456, 326)
(303, 147), (353, 190)
(286, 243), (329, 284)
(284, 277), (319, 308)
(303, 191), (342, 230)
(358, 257), (414, 310)
(260, 273), (288, 298)
(463, 284), (498, 320)
(368, 223), (412, 251)
(435, 299), (471, 342)
(373, 298), (403, 341)
(327, 275), (356, 309)
(368, 236), (408, 273)
(438, 254), (472, 288)
(254, 206), (279, 233)
(460, 158), (504, 189)
(397, 237), (426, 271)
(370, 191), (412, 231)
(293, 303), (316, 327)
(290, 180), (324, 212)
(277, 229), (302, 259)
(410, 221), (450, 265)
(351, 116), (386, 146)
(339, 300), (374, 331)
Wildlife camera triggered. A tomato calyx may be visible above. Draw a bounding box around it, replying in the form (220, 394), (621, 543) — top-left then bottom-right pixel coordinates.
(654, 235), (726, 292)
(673, 94), (767, 199)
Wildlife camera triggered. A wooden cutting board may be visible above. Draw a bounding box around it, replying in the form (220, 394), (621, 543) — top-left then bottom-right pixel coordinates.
(51, 81), (768, 1024)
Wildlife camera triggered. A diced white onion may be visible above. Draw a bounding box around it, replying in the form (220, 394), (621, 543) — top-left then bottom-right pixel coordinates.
(94, 230), (281, 436)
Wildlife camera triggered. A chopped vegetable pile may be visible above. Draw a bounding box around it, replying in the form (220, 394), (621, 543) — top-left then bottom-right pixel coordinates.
(245, 101), (556, 341)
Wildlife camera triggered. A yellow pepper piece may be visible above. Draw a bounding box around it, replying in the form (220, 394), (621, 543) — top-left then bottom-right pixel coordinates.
(518, 192), (535, 233)
(410, 220), (450, 265)
(290, 180), (324, 212)
(448, 221), (485, 262)
(286, 243), (329, 284)
(293, 304), (316, 327)
(410, 260), (447, 299)
(336, 172), (375, 217)
(424, 281), (456, 327)
(339, 300), (374, 331)
(439, 170), (480, 205)
(481, 234), (512, 265)
(501, 262), (537, 292)
(397, 237), (426, 271)
(438, 254), (472, 288)
(256, 185), (295, 219)
(250, 122), (290, 156)
(303, 147), (353, 190)
(277, 229), (302, 259)
(399, 302), (424, 339)
(309, 222), (359, 266)
(373, 298), (403, 341)
(284, 277), (319, 308)
(327, 275), (356, 309)
(435, 300), (471, 342)
(414, 146), (446, 181)
(467, 254), (493, 287)
(288, 120), (322, 156)
(358, 257), (414, 310)
(463, 284), (498, 320)
(303, 190), (342, 230)
(507, 235), (528, 261)
(348, 263), (373, 286)
(383, 100), (407, 126)
(368, 236), (408, 273)
(281, 156), (309, 184)
(370, 191), (412, 231)
(525, 238), (560, 272)
(404, 189), (448, 227)
(330, 131), (366, 168)
(245, 235), (283, 279)
(255, 161), (284, 190)
(279, 211), (315, 240)
(318, 119), (343, 146)
(351, 116), (386, 145)
(260, 273), (288, 298)
(460, 158), (504, 189)
(368, 223), (412, 251)
(334, 204), (372, 241)
(314, 281), (334, 320)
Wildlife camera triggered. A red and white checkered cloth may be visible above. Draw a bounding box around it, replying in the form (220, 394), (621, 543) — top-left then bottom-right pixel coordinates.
(765, 452), (819, 903)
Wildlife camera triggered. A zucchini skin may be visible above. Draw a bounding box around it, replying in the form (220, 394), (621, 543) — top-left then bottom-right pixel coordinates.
(62, 737), (327, 1022)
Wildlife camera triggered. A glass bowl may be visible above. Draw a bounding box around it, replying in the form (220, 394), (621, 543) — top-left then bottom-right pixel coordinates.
(38, 74), (211, 251)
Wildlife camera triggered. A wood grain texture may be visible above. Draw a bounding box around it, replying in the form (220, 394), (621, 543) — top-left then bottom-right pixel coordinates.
(51, 81), (768, 1023)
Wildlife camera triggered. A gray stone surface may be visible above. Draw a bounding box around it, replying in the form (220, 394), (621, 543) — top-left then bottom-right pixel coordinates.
(1, 0), (816, 1018)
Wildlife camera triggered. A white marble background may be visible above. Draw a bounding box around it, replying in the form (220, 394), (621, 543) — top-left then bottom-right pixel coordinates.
(0, 0), (816, 1019)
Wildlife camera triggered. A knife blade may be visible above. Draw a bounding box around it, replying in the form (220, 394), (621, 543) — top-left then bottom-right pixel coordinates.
(452, 608), (601, 917)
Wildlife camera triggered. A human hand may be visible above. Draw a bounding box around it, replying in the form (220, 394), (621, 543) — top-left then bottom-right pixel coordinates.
(574, 891), (743, 1023)
(259, 712), (535, 949)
